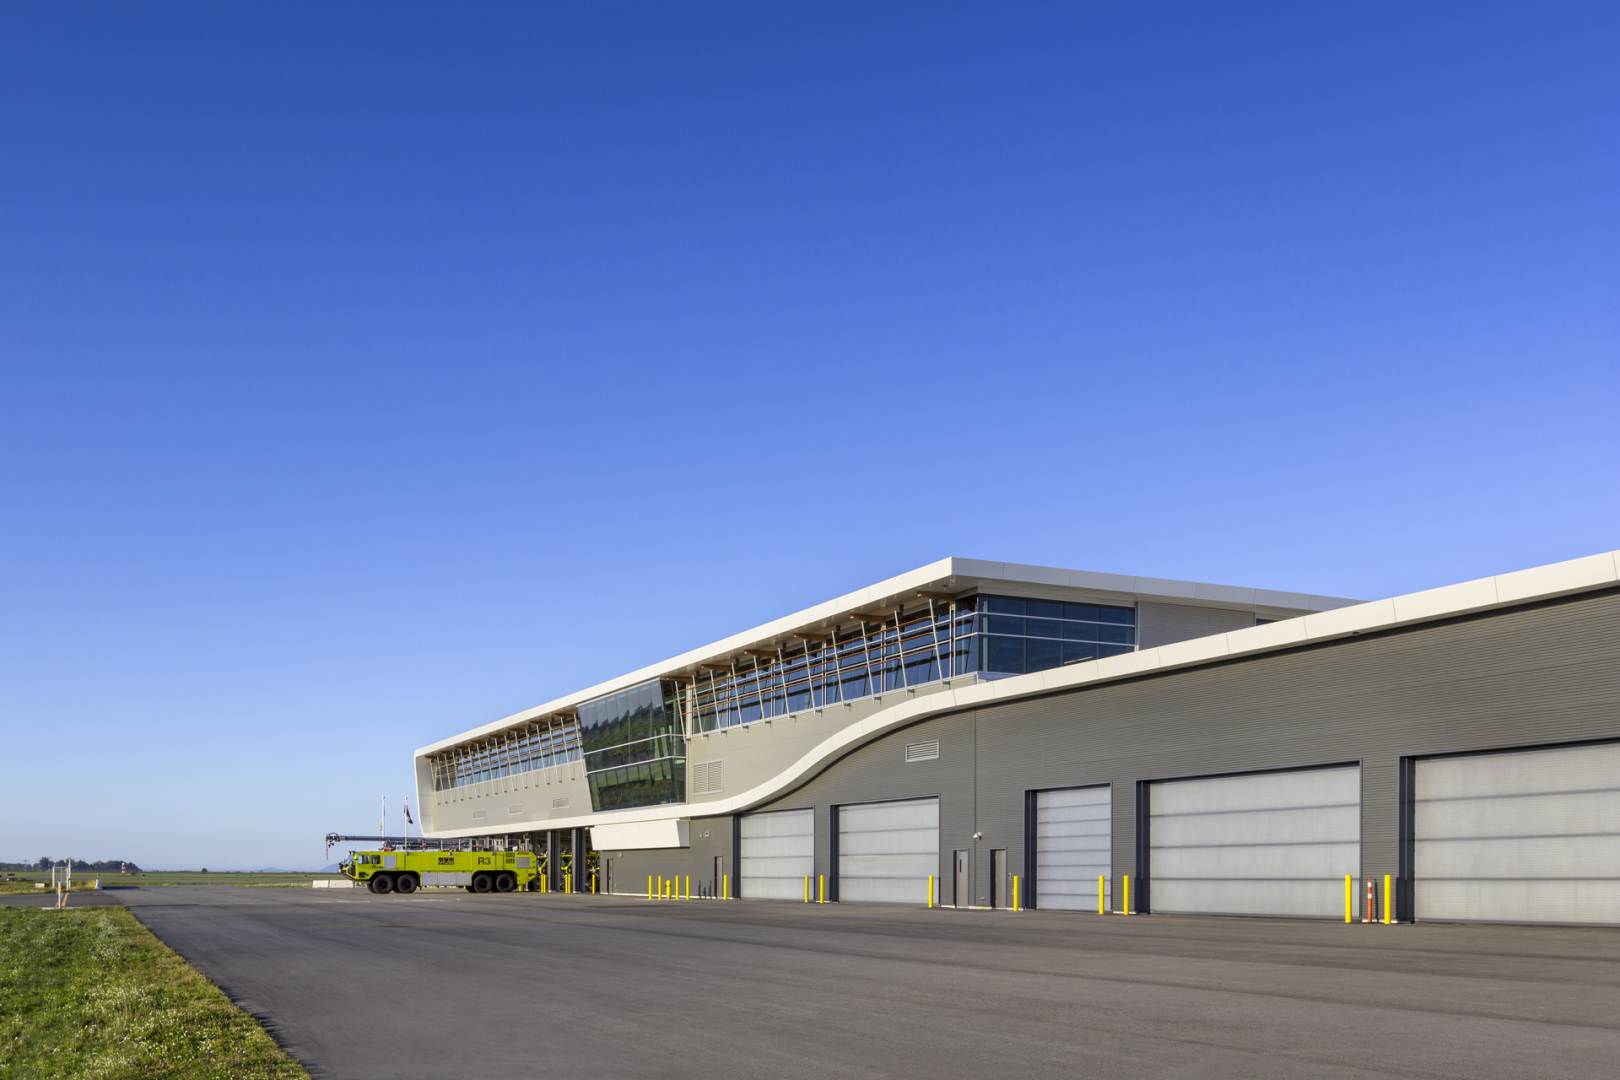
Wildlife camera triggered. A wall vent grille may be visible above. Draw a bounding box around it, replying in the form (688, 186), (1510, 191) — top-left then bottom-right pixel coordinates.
(904, 740), (941, 763)
(692, 760), (724, 795)
(551, 797), (570, 809)
(508, 805), (525, 815)
(472, 809), (488, 820)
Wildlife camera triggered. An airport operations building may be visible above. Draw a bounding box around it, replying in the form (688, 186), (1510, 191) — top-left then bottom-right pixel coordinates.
(414, 551), (1620, 925)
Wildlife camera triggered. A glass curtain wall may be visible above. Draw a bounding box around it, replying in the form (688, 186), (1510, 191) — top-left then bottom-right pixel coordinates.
(976, 595), (1135, 674)
(688, 601), (978, 733)
(577, 679), (687, 811)
(687, 594), (1137, 733)
(428, 717), (583, 792)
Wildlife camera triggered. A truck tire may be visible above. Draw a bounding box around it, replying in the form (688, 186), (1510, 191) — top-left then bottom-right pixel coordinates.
(395, 874), (418, 895)
(472, 873), (493, 893)
(495, 872), (517, 893)
(372, 874), (394, 895)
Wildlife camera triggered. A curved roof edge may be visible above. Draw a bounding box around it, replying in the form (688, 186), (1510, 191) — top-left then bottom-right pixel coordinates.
(420, 549), (1620, 839)
(415, 556), (1356, 756)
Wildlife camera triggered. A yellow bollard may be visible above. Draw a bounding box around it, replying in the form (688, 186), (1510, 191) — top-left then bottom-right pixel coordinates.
(1383, 873), (1392, 925)
(928, 873), (934, 909)
(1122, 874), (1130, 916)
(1098, 874), (1105, 915)
(723, 873), (730, 900)
(648, 875), (653, 900)
(684, 875), (690, 902)
(1012, 875), (1020, 912)
(592, 871), (598, 895)
(565, 873), (572, 895)
(1345, 874), (1353, 924)
(804, 875), (810, 904)
(818, 874), (826, 905)
(541, 874), (548, 895)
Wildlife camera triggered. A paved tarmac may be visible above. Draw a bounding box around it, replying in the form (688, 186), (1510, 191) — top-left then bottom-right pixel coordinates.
(85, 887), (1620, 1079)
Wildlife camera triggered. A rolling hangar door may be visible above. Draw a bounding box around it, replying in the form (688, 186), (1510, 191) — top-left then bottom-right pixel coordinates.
(837, 797), (939, 903)
(1034, 786), (1112, 911)
(1414, 742), (1620, 924)
(738, 808), (814, 900)
(1149, 765), (1360, 918)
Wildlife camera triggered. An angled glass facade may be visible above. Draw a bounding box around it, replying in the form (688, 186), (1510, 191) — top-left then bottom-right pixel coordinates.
(688, 600), (978, 733)
(578, 679), (686, 811)
(428, 591), (1138, 810)
(427, 717), (583, 792)
(687, 593), (1138, 733)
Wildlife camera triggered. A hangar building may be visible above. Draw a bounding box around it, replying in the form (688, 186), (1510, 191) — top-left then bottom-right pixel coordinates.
(414, 551), (1620, 924)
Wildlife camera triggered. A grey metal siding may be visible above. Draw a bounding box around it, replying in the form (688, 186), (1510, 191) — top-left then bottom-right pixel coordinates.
(1136, 601), (1257, 649)
(750, 590), (1620, 916)
(605, 816), (735, 896)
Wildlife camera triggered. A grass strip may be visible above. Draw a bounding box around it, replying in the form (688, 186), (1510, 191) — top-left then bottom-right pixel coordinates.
(0, 906), (307, 1079)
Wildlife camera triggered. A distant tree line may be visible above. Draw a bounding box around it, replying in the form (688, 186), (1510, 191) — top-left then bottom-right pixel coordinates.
(0, 858), (144, 872)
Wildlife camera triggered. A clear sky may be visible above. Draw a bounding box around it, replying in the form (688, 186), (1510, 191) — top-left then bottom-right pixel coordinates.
(2, 4), (1615, 870)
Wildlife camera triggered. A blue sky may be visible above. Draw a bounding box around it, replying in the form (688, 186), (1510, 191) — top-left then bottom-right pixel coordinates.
(2, 4), (1615, 869)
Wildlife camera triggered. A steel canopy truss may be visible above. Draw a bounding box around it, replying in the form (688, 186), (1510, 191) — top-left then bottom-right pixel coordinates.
(680, 597), (976, 734)
(427, 714), (584, 792)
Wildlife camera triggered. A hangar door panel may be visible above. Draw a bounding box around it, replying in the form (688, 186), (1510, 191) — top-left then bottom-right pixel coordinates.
(1150, 765), (1360, 917)
(838, 797), (939, 904)
(1415, 742), (1620, 924)
(739, 809), (814, 901)
(1035, 786), (1112, 911)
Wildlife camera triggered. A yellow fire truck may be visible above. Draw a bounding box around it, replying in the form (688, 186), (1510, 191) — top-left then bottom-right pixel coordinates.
(339, 848), (543, 895)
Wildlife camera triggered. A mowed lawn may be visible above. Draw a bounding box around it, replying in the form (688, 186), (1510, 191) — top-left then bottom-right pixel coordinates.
(0, 871), (340, 895)
(0, 906), (307, 1079)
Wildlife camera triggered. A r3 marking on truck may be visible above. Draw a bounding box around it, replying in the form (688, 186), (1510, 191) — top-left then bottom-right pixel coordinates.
(339, 849), (543, 895)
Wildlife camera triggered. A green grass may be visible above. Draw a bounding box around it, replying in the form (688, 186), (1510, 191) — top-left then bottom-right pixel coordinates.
(0, 906), (308, 1079)
(0, 871), (341, 895)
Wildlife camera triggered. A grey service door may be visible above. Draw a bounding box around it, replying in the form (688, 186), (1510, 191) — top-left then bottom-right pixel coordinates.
(1415, 742), (1620, 924)
(1149, 765), (1360, 918)
(738, 809), (814, 900)
(838, 797), (940, 904)
(1035, 785), (1112, 911)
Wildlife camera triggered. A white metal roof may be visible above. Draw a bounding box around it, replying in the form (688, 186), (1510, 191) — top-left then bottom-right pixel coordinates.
(419, 549), (1620, 839)
(415, 556), (1354, 755)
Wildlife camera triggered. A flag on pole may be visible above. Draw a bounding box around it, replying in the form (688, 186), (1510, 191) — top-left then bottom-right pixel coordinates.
(403, 799), (414, 826)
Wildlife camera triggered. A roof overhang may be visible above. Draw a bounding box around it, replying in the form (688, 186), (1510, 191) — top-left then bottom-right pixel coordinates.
(414, 556), (1355, 756)
(420, 549), (1620, 839)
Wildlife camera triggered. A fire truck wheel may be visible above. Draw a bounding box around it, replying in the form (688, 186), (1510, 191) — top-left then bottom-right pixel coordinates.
(371, 874), (394, 895)
(495, 872), (517, 893)
(471, 873), (494, 893)
(394, 874), (418, 894)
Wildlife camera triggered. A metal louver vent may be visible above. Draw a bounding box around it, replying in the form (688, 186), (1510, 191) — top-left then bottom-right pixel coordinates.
(472, 809), (488, 820)
(551, 796), (570, 809)
(904, 739), (940, 763)
(692, 760), (724, 795)
(508, 805), (525, 815)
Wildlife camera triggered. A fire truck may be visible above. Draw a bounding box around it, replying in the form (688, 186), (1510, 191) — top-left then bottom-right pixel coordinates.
(337, 846), (544, 895)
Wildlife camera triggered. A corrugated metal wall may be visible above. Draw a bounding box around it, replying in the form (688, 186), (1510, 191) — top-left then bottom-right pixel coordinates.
(741, 588), (1620, 913)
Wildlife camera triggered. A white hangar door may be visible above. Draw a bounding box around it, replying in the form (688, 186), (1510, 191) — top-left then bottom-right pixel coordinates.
(1150, 765), (1360, 917)
(1415, 742), (1620, 924)
(1035, 786), (1112, 911)
(738, 809), (815, 901)
(837, 797), (939, 904)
